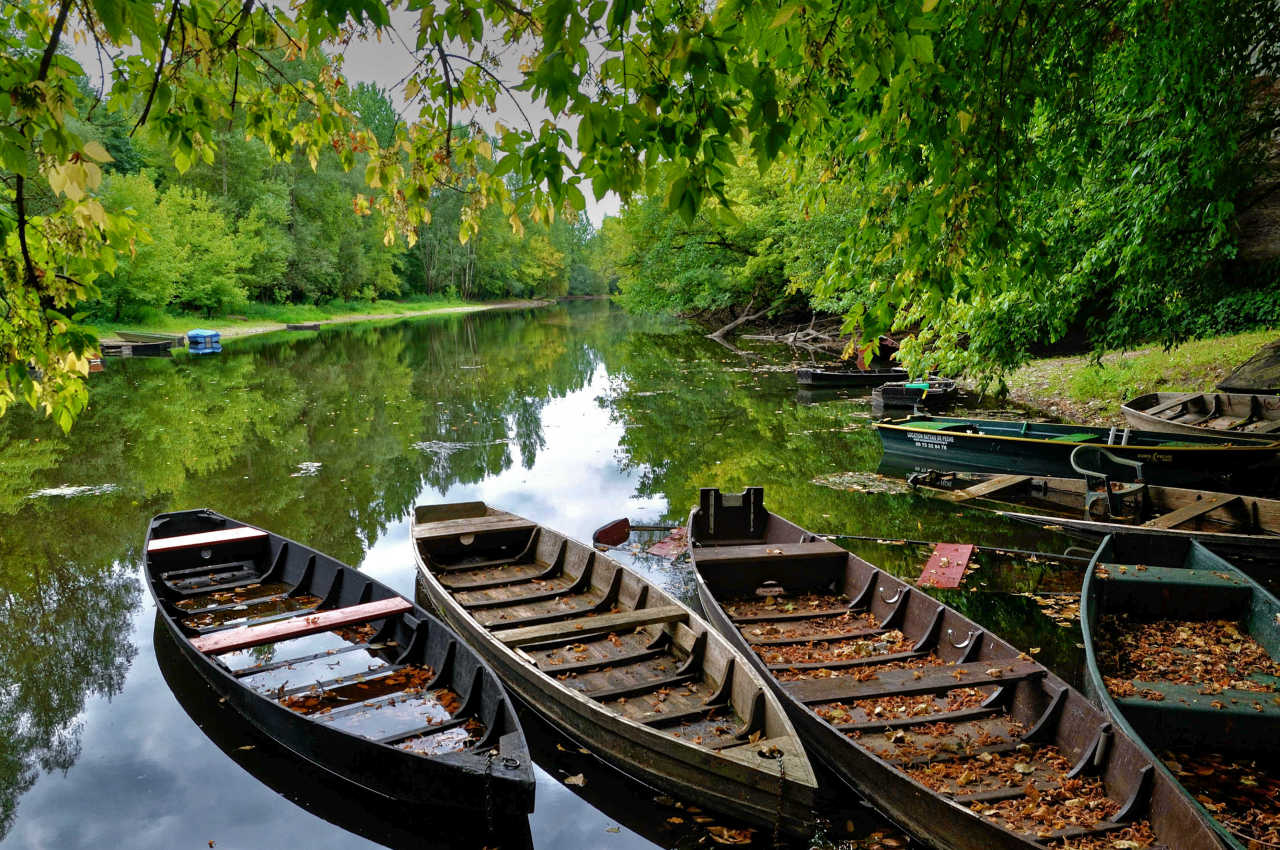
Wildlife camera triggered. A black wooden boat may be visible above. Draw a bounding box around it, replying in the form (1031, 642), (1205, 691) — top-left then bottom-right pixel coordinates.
(876, 414), (1280, 487)
(687, 487), (1226, 850)
(118, 330), (184, 346)
(411, 501), (819, 835)
(145, 509), (534, 815)
(1122, 391), (1280, 438)
(154, 616), (536, 850)
(287, 322), (322, 331)
(101, 339), (175, 357)
(1081, 534), (1280, 849)
(872, 379), (959, 417)
(906, 464), (1280, 562)
(796, 366), (908, 387)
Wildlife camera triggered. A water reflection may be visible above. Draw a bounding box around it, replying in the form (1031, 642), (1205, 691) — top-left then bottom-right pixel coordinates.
(0, 301), (1079, 846)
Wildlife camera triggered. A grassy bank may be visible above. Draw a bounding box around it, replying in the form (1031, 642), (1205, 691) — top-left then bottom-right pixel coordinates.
(87, 294), (547, 341)
(1004, 328), (1279, 424)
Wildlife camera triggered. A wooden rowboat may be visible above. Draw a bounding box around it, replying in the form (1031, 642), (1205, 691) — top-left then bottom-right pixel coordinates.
(876, 415), (1280, 487)
(796, 366), (909, 387)
(117, 330), (183, 345)
(687, 487), (1226, 850)
(905, 467), (1280, 562)
(1081, 534), (1280, 849)
(145, 509), (535, 814)
(872, 379), (959, 417)
(287, 322), (322, 331)
(411, 501), (819, 835)
(1122, 391), (1280, 438)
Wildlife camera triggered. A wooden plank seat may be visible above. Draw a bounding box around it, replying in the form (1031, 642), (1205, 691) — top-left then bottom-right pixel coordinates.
(189, 597), (412, 654)
(860, 715), (1026, 765)
(496, 605), (686, 648)
(412, 514), (537, 541)
(692, 541), (847, 566)
(1097, 564), (1249, 588)
(1143, 495), (1241, 529)
(456, 573), (585, 610)
(1116, 681), (1280, 719)
(149, 526), (268, 553)
(746, 625), (886, 646)
(273, 663), (403, 700)
(766, 649), (926, 673)
(440, 562), (553, 591)
(783, 659), (1043, 704)
(731, 607), (853, 625)
(839, 703), (1003, 733)
(1143, 395), (1193, 417)
(957, 475), (1031, 500)
(231, 641), (384, 678)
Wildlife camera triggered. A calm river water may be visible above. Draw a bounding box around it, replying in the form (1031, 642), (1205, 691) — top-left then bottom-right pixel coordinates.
(0, 301), (1081, 849)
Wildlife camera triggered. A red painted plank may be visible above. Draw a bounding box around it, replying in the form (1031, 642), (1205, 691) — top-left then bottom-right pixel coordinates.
(917, 543), (974, 589)
(189, 597), (412, 654)
(148, 526), (267, 553)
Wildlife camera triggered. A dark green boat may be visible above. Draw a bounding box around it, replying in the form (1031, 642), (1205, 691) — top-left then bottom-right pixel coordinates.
(1081, 534), (1280, 849)
(875, 415), (1280, 487)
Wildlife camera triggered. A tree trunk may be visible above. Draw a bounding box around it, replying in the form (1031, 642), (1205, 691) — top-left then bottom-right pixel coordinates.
(707, 299), (771, 340)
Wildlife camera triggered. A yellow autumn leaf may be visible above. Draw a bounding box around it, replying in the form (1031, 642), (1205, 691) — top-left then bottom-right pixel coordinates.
(82, 140), (114, 162)
(922, 0), (939, 11)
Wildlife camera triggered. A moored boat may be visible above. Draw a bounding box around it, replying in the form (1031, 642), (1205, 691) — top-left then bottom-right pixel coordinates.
(872, 379), (959, 417)
(905, 465), (1280, 562)
(796, 366), (908, 387)
(287, 322), (322, 331)
(687, 487), (1226, 850)
(1081, 534), (1280, 849)
(118, 330), (184, 346)
(1122, 391), (1280, 437)
(100, 339), (175, 357)
(411, 501), (819, 836)
(145, 509), (534, 815)
(876, 414), (1280, 487)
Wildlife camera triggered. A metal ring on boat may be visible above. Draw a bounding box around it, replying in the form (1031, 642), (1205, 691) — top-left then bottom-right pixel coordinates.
(879, 585), (904, 604)
(502, 757), (521, 770)
(947, 628), (977, 649)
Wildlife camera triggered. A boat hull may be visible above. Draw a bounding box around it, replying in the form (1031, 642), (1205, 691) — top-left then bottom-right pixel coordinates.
(145, 510), (534, 815)
(877, 416), (1279, 486)
(796, 367), (908, 387)
(411, 504), (818, 837)
(1122, 391), (1280, 438)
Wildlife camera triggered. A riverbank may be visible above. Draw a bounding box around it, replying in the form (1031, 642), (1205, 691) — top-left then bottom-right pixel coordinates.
(93, 298), (552, 343)
(1002, 328), (1278, 425)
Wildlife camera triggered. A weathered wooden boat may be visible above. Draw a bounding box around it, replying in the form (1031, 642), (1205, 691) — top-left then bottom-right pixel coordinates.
(1122, 391), (1280, 437)
(876, 414), (1280, 487)
(287, 322), (322, 331)
(117, 329), (183, 346)
(411, 501), (819, 835)
(145, 509), (534, 815)
(905, 461), (1280, 562)
(100, 339), (175, 357)
(1081, 534), (1280, 849)
(687, 487), (1227, 850)
(796, 366), (908, 387)
(872, 379), (959, 417)
(154, 616), (537, 850)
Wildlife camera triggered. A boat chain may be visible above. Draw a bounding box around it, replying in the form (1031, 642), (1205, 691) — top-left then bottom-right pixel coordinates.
(484, 748), (496, 834)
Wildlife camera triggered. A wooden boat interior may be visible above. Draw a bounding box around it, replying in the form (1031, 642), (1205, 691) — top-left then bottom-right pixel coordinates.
(1129, 392), (1280, 434)
(915, 467), (1280, 535)
(412, 501), (811, 773)
(147, 510), (523, 764)
(690, 488), (1217, 848)
(1084, 535), (1280, 758)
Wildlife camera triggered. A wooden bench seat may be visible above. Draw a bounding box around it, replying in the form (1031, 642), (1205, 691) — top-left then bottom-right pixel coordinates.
(496, 605), (686, 648)
(957, 475), (1031, 500)
(189, 597), (412, 654)
(1143, 495), (1240, 529)
(783, 658), (1043, 704)
(412, 514), (538, 541)
(149, 526), (267, 553)
(693, 541), (847, 566)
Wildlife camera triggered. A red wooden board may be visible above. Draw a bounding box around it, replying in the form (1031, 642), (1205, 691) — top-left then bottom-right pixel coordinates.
(189, 597), (412, 654)
(917, 543), (974, 589)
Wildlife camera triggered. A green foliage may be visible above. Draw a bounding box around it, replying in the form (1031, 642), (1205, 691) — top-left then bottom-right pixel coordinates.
(157, 186), (247, 316)
(95, 173), (177, 320)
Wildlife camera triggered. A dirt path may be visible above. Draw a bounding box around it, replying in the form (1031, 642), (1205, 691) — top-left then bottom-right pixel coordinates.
(100, 299), (551, 343)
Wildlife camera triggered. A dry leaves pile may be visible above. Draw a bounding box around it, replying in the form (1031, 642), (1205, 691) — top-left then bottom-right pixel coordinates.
(724, 592), (852, 619)
(1098, 615), (1280, 694)
(1019, 593), (1080, 628)
(1164, 751), (1280, 847)
(816, 687), (992, 727)
(753, 630), (915, 667)
(279, 666), (439, 715)
(182, 593), (321, 629)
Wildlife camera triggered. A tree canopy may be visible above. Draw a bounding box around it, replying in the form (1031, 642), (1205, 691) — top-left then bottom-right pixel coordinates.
(3, 0), (1277, 426)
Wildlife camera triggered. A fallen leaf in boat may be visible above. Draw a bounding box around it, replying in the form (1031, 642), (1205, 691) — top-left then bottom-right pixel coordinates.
(578, 747), (590, 754)
(706, 826), (754, 845)
(667, 817), (684, 824)
(605, 827), (620, 833)
(564, 774), (585, 786)
(236, 745), (254, 751)
(1014, 762), (1035, 774)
